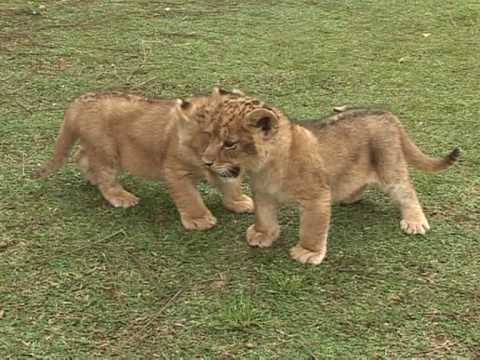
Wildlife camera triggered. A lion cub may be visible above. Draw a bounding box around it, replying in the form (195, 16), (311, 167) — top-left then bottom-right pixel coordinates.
(36, 88), (253, 230)
(176, 92), (460, 264)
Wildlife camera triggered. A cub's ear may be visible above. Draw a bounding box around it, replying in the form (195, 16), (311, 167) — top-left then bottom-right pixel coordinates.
(232, 88), (245, 96)
(176, 98), (192, 110)
(175, 98), (192, 121)
(212, 86), (245, 97)
(246, 108), (279, 139)
(212, 86), (226, 97)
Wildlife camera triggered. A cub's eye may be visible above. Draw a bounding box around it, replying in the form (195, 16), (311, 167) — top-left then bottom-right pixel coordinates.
(223, 141), (238, 150)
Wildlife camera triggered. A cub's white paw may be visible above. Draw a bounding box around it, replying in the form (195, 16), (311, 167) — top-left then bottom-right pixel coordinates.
(108, 191), (140, 208)
(181, 212), (217, 231)
(224, 195), (254, 214)
(289, 245), (326, 265)
(246, 224), (280, 248)
(400, 219), (430, 235)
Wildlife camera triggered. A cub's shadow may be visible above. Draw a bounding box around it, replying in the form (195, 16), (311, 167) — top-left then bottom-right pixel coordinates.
(275, 192), (400, 248)
(34, 171), (178, 224)
(35, 171), (401, 256)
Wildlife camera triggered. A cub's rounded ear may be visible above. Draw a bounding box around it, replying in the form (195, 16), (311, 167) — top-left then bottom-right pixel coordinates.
(333, 105), (348, 113)
(212, 86), (244, 97)
(176, 98), (192, 110)
(212, 86), (228, 97)
(232, 88), (245, 96)
(246, 108), (279, 139)
(175, 98), (192, 121)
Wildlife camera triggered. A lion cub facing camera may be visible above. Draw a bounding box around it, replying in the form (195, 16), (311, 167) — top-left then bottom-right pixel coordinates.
(36, 88), (253, 230)
(176, 91), (460, 264)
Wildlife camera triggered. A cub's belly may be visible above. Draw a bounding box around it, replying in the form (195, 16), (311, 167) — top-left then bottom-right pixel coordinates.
(119, 146), (165, 179)
(331, 172), (378, 203)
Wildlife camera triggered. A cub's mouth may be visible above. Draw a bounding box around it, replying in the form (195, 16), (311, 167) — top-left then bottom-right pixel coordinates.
(218, 166), (241, 179)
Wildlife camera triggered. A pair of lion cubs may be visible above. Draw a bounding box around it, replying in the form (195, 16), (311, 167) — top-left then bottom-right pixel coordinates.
(38, 87), (459, 265)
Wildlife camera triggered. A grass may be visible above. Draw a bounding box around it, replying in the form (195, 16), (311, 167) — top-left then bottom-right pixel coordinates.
(1, 0), (479, 358)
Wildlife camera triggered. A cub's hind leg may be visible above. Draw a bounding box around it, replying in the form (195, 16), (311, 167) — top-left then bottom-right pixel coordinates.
(338, 185), (366, 205)
(82, 145), (139, 208)
(376, 147), (430, 234)
(74, 146), (98, 185)
(96, 169), (140, 208)
(384, 181), (430, 235)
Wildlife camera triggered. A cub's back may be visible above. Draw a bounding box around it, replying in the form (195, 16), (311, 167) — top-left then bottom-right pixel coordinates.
(300, 109), (398, 138)
(68, 92), (176, 127)
(298, 110), (403, 178)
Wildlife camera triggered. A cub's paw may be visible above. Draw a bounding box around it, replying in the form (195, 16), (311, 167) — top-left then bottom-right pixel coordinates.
(400, 218), (430, 235)
(246, 224), (280, 248)
(289, 245), (326, 265)
(181, 212), (217, 231)
(108, 191), (140, 208)
(224, 195), (254, 214)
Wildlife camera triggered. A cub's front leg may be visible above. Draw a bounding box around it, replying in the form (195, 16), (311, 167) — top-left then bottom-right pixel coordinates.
(246, 192), (280, 248)
(164, 169), (217, 231)
(289, 191), (331, 265)
(205, 171), (254, 214)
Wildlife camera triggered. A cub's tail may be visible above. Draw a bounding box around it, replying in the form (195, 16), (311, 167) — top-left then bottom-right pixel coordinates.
(34, 116), (78, 178)
(400, 128), (460, 172)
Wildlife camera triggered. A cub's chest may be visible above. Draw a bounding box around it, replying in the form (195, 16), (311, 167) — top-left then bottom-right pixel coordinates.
(251, 170), (304, 204)
(251, 169), (286, 199)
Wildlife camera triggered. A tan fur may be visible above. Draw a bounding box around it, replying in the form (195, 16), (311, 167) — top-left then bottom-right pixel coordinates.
(178, 92), (460, 264)
(36, 89), (253, 230)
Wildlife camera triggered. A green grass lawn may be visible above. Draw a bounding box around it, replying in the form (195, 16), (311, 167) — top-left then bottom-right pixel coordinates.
(1, 0), (479, 358)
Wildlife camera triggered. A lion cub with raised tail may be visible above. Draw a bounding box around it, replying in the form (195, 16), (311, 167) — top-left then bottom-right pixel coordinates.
(176, 91), (460, 264)
(36, 88), (253, 230)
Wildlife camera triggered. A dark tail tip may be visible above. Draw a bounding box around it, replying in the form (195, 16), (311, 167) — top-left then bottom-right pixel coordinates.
(448, 147), (461, 163)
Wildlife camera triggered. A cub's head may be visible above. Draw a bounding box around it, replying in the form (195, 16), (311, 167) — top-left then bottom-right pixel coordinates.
(174, 87), (245, 159)
(176, 87), (284, 178)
